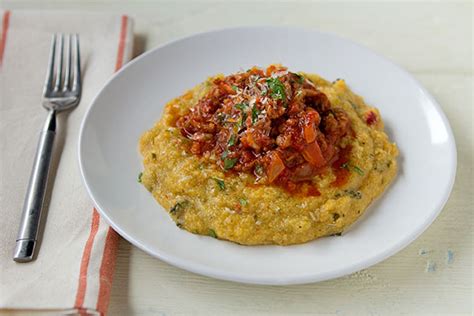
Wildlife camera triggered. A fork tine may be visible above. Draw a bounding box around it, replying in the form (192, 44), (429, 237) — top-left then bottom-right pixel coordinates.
(72, 34), (81, 93)
(53, 33), (64, 91)
(62, 34), (72, 91)
(43, 34), (56, 96)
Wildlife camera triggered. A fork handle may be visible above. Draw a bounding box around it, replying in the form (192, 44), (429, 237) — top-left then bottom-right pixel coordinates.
(13, 110), (56, 262)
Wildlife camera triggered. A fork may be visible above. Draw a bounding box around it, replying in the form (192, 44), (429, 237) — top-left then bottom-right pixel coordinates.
(13, 34), (81, 262)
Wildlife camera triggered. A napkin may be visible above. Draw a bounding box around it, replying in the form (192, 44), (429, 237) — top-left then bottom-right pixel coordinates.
(0, 11), (133, 314)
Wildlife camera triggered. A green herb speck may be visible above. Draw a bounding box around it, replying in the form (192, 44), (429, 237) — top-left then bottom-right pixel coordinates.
(254, 164), (264, 177)
(292, 72), (305, 84)
(349, 101), (358, 110)
(251, 106), (260, 124)
(224, 157), (238, 170)
(235, 103), (248, 111)
(346, 190), (362, 199)
(231, 85), (238, 91)
(221, 150), (229, 159)
(138, 172), (143, 183)
(208, 229), (218, 238)
(266, 77), (286, 101)
(216, 112), (227, 124)
(170, 200), (188, 214)
(239, 112), (248, 128)
(353, 166), (364, 175)
(239, 198), (248, 206)
(228, 134), (236, 147)
(212, 178), (226, 190)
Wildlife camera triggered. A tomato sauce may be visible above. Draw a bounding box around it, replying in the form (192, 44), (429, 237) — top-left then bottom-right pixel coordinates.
(176, 65), (352, 195)
(330, 145), (352, 187)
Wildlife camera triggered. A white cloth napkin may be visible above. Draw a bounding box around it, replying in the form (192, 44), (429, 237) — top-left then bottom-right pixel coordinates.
(0, 11), (133, 314)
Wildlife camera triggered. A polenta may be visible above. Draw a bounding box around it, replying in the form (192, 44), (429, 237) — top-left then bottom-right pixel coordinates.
(139, 65), (398, 245)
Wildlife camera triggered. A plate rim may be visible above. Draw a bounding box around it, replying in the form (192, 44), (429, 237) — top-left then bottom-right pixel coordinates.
(78, 26), (457, 285)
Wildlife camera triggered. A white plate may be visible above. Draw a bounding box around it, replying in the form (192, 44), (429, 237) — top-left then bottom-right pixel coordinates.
(79, 27), (456, 285)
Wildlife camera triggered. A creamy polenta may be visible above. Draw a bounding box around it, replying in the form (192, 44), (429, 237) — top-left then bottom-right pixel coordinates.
(139, 65), (398, 245)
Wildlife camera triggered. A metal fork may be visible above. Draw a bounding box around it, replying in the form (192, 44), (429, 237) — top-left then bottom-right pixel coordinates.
(13, 34), (81, 262)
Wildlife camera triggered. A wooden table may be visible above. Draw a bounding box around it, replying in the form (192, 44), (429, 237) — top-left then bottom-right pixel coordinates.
(6, 1), (472, 315)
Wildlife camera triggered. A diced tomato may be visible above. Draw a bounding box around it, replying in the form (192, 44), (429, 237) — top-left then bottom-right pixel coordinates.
(267, 152), (286, 183)
(303, 124), (317, 143)
(306, 108), (321, 125)
(366, 111), (377, 125)
(221, 83), (236, 95)
(303, 109), (320, 143)
(302, 141), (325, 167)
(241, 131), (260, 151)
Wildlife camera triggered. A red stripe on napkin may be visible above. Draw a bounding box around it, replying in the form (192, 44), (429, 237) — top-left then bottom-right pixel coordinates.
(74, 209), (101, 308)
(0, 10), (11, 66)
(96, 229), (120, 314)
(96, 15), (129, 315)
(114, 15), (128, 71)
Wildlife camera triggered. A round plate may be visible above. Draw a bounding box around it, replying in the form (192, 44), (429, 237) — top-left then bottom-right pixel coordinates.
(78, 27), (456, 285)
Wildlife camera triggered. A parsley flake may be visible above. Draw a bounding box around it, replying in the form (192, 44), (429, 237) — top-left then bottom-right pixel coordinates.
(235, 103), (248, 111)
(170, 200), (188, 214)
(224, 157), (238, 170)
(208, 229), (218, 238)
(212, 178), (226, 190)
(138, 172), (143, 183)
(266, 77), (286, 101)
(216, 112), (227, 124)
(251, 106), (261, 124)
(234, 103), (249, 128)
(228, 134), (236, 147)
(254, 164), (264, 177)
(346, 190), (362, 199)
(353, 166), (364, 176)
(239, 198), (248, 206)
(239, 112), (248, 128)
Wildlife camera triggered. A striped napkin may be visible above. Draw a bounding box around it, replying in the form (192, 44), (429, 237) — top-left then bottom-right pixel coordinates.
(0, 11), (133, 314)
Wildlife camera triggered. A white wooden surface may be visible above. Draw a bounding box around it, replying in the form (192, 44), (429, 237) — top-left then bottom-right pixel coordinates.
(4, 1), (473, 315)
